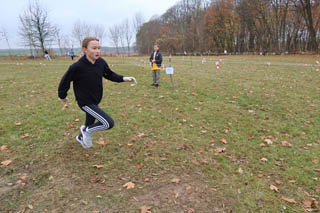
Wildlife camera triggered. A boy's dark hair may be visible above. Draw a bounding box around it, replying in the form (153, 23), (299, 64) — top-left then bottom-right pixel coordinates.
(82, 37), (99, 48)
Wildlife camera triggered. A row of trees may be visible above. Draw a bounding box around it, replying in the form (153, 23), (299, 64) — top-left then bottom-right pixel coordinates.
(136, 0), (320, 54)
(15, 0), (145, 56)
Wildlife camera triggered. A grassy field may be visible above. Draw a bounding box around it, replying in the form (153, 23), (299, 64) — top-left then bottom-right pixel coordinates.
(0, 55), (319, 212)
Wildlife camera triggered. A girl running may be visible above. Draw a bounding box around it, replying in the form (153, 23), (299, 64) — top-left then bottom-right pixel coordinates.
(58, 37), (137, 148)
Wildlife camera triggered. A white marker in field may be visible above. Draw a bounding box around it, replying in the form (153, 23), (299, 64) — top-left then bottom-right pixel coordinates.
(166, 55), (175, 89)
(216, 61), (220, 69)
(202, 58), (206, 64)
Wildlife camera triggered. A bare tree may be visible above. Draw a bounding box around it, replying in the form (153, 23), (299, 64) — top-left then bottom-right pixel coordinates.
(0, 26), (12, 57)
(19, 0), (57, 55)
(296, 0), (319, 52)
(19, 13), (36, 57)
(132, 12), (145, 35)
(93, 24), (106, 46)
(72, 20), (92, 47)
(109, 24), (121, 55)
(55, 27), (64, 56)
(122, 19), (133, 56)
(118, 23), (126, 55)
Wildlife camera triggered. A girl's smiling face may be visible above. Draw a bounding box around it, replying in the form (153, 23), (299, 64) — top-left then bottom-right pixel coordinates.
(83, 40), (101, 63)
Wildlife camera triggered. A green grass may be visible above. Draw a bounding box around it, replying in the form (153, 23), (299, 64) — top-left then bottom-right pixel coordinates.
(0, 55), (320, 212)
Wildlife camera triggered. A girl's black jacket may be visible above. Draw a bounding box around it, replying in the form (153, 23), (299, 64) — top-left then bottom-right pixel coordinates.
(58, 56), (124, 107)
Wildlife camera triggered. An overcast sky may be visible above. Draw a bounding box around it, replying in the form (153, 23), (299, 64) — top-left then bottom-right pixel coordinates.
(0, 0), (180, 49)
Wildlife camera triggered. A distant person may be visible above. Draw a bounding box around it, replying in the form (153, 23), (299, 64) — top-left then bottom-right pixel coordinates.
(149, 44), (162, 87)
(263, 50), (267, 56)
(58, 37), (137, 148)
(44, 49), (51, 61)
(69, 50), (75, 60)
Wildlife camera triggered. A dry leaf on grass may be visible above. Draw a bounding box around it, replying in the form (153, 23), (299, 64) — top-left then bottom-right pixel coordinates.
(302, 199), (313, 209)
(123, 182), (135, 189)
(171, 178), (181, 183)
(260, 158), (268, 163)
(281, 141), (292, 147)
(282, 196), (296, 204)
(138, 133), (145, 138)
(269, 184), (279, 192)
(93, 165), (103, 169)
(215, 147), (226, 153)
(313, 168), (320, 172)
(312, 159), (319, 164)
(131, 136), (137, 141)
(97, 138), (109, 146)
(264, 139), (273, 145)
(21, 133), (30, 139)
(238, 167), (244, 174)
(15, 122), (22, 126)
(1, 160), (12, 166)
(1, 145), (8, 152)
(220, 138), (228, 144)
(140, 206), (152, 213)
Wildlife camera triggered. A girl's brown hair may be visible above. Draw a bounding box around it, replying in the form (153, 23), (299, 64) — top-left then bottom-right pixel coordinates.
(82, 37), (99, 48)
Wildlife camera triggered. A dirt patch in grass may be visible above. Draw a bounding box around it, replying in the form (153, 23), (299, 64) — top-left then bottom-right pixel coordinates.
(0, 179), (16, 197)
(131, 173), (235, 212)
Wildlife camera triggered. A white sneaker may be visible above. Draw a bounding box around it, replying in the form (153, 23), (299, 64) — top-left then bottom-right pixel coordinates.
(80, 125), (92, 147)
(76, 134), (89, 149)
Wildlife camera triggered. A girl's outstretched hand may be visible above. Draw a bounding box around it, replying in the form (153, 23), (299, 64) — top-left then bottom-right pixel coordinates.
(123, 77), (137, 86)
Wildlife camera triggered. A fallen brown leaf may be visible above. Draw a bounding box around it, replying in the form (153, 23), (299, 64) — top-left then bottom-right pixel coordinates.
(269, 184), (279, 193)
(214, 147), (226, 153)
(97, 138), (109, 146)
(136, 164), (143, 169)
(275, 180), (283, 185)
(260, 158), (268, 163)
(20, 176), (28, 180)
(264, 139), (273, 145)
(1, 145), (8, 152)
(220, 138), (228, 144)
(302, 199), (312, 209)
(138, 133), (145, 138)
(21, 133), (30, 139)
(123, 182), (135, 189)
(312, 159), (319, 164)
(314, 168), (320, 172)
(93, 165), (103, 169)
(171, 178), (181, 183)
(238, 167), (244, 174)
(1, 160), (12, 166)
(15, 122), (22, 126)
(281, 141), (292, 147)
(140, 205), (152, 213)
(282, 196), (296, 204)
(131, 136), (137, 141)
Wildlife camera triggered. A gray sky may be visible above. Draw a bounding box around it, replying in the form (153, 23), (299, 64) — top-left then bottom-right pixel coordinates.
(0, 0), (180, 49)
